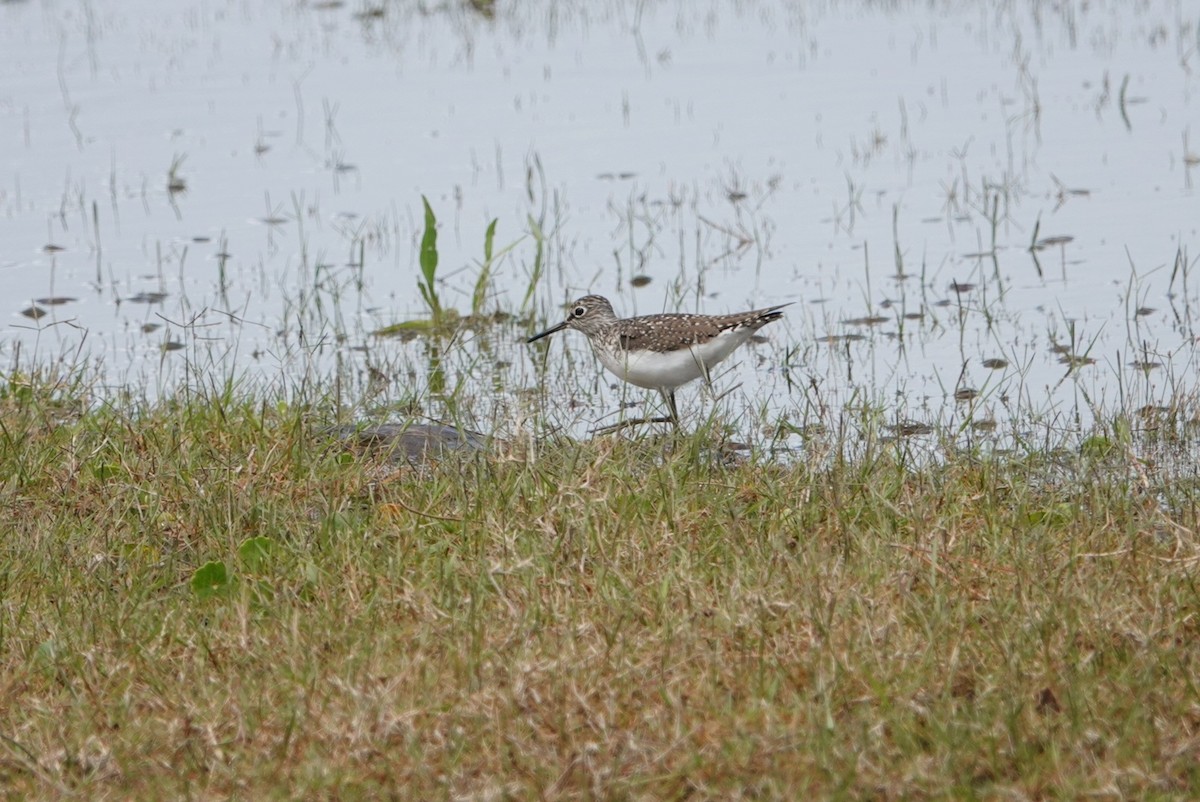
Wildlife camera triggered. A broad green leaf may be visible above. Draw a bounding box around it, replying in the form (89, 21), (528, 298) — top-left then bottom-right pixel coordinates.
(191, 560), (229, 598)
(417, 195), (442, 321)
(419, 196), (438, 281)
(238, 537), (274, 573)
(419, 196), (439, 286)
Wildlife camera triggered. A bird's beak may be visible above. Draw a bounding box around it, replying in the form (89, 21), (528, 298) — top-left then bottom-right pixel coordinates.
(526, 319), (570, 344)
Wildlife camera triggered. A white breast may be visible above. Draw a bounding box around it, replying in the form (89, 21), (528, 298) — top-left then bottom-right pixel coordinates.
(592, 328), (756, 390)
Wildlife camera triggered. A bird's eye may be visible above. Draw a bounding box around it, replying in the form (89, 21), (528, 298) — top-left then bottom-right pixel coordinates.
(573, 306), (587, 317)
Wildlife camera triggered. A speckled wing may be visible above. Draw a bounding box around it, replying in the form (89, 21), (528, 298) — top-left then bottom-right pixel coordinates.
(616, 314), (723, 352)
(616, 304), (790, 353)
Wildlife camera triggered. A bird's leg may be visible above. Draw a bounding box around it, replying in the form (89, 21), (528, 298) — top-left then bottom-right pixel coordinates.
(589, 390), (679, 435)
(591, 416), (671, 435)
(586, 389), (676, 435)
(661, 389), (681, 430)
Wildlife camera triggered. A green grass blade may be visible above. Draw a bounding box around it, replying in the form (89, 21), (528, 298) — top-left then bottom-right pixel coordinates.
(521, 214), (545, 314)
(472, 218), (499, 316)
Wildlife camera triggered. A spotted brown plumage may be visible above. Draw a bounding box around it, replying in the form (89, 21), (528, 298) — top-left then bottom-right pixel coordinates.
(527, 294), (789, 426)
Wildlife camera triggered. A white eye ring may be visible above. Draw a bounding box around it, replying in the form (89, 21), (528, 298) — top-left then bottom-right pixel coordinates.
(573, 306), (587, 317)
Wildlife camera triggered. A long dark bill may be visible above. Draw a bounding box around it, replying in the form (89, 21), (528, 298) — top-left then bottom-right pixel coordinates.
(526, 319), (570, 343)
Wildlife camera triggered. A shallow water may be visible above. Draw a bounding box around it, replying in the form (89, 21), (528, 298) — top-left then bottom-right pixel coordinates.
(1, 0), (1197, 439)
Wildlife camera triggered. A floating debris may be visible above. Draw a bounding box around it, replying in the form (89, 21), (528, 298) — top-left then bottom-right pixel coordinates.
(354, 6), (385, 21)
(127, 292), (169, 304)
(161, 341), (185, 352)
(141, 323), (162, 333)
(35, 297), (76, 306)
(841, 315), (889, 327)
(971, 419), (998, 432)
(630, 275), (652, 288)
(1135, 307), (1155, 317)
(981, 358), (1008, 369)
(903, 312), (924, 320)
(42, 244), (65, 253)
(1058, 354), (1096, 367)
(949, 281), (975, 293)
(20, 306), (47, 320)
(1128, 361), (1162, 371)
(816, 333), (866, 344)
(167, 162), (187, 194)
(1052, 176), (1092, 200)
(1035, 235), (1074, 249)
(954, 388), (980, 402)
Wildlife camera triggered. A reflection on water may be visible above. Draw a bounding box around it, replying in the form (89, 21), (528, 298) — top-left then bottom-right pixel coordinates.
(0, 0), (1196, 441)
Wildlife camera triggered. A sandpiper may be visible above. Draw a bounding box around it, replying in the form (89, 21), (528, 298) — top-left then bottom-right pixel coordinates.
(527, 294), (790, 426)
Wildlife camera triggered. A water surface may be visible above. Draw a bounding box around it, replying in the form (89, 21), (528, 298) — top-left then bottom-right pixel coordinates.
(1, 0), (1196, 440)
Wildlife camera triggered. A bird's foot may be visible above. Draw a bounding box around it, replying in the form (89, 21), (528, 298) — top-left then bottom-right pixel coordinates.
(590, 416), (676, 435)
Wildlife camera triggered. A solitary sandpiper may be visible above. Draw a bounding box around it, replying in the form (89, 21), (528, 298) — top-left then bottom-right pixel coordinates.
(527, 294), (790, 426)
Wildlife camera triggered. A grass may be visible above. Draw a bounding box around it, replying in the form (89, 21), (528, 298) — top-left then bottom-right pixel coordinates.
(2, 368), (1199, 799)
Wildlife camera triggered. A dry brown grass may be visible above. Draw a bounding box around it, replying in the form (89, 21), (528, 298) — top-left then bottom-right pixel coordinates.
(2, 385), (1200, 799)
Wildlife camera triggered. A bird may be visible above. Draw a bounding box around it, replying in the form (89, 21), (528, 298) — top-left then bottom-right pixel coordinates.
(526, 294), (789, 426)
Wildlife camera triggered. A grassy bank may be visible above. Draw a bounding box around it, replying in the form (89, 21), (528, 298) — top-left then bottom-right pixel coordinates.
(1, 373), (1199, 799)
